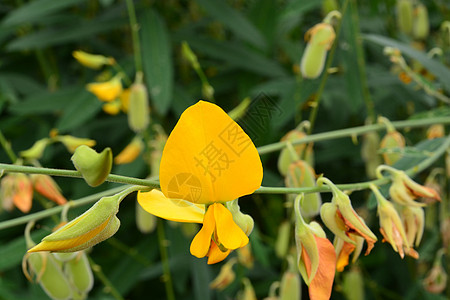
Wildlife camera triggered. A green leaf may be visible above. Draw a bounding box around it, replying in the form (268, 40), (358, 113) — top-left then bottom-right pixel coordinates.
(185, 36), (287, 78)
(56, 90), (102, 132)
(364, 34), (450, 91)
(196, 0), (267, 49)
(1, 0), (85, 27)
(140, 10), (174, 116)
(190, 256), (211, 300)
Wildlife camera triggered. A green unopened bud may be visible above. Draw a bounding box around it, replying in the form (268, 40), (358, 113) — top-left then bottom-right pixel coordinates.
(275, 220), (291, 258)
(28, 195), (122, 253)
(279, 256), (301, 300)
(397, 0), (413, 35)
(300, 23), (336, 79)
(225, 199), (254, 236)
(128, 72), (150, 133)
(278, 129), (314, 176)
(413, 3), (429, 40)
(71, 145), (112, 187)
(136, 201), (157, 233)
(285, 160), (322, 219)
(361, 131), (382, 179)
(20, 138), (49, 160)
(65, 252), (94, 295)
(342, 267), (365, 300)
(379, 130), (405, 165)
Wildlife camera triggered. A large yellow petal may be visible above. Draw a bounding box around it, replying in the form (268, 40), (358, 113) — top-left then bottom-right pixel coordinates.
(214, 203), (248, 250)
(190, 205), (216, 258)
(159, 101), (263, 204)
(137, 190), (204, 223)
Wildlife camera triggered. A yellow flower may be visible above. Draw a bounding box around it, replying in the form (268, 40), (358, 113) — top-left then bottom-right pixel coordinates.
(72, 50), (115, 69)
(138, 101), (263, 263)
(114, 137), (144, 165)
(86, 75), (122, 102)
(55, 135), (96, 153)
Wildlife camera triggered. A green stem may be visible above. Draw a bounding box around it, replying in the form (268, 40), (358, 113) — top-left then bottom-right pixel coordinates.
(258, 116), (450, 155)
(350, 0), (375, 122)
(307, 0), (349, 135)
(0, 130), (17, 163)
(89, 257), (124, 300)
(0, 163), (159, 187)
(157, 219), (176, 300)
(125, 0), (143, 73)
(0, 186), (126, 230)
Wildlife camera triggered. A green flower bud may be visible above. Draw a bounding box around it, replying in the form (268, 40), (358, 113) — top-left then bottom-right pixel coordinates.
(136, 201), (157, 233)
(397, 0), (413, 35)
(342, 267), (365, 300)
(278, 130), (314, 176)
(275, 220), (291, 259)
(28, 195), (121, 253)
(322, 0), (339, 16)
(20, 138), (49, 160)
(279, 256), (301, 300)
(71, 145), (112, 187)
(300, 23), (336, 79)
(361, 131), (382, 179)
(285, 160), (322, 219)
(225, 199), (254, 236)
(128, 72), (150, 133)
(379, 130), (405, 166)
(413, 3), (429, 40)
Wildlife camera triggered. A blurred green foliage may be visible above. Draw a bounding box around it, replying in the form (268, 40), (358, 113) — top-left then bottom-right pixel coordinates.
(0, 0), (449, 299)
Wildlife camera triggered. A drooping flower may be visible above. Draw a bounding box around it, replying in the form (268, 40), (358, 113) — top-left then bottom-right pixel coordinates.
(376, 165), (441, 207)
(370, 184), (417, 259)
(334, 234), (364, 272)
(294, 194), (336, 300)
(138, 101), (263, 263)
(318, 177), (377, 255)
(31, 174), (67, 206)
(1, 173), (33, 213)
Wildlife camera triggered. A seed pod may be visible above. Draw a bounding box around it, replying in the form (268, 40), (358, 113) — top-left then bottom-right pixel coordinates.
(397, 0), (413, 35)
(300, 23), (336, 79)
(71, 145), (112, 187)
(128, 72), (150, 133)
(413, 3), (429, 40)
(64, 252), (94, 295)
(285, 161), (321, 219)
(380, 130), (405, 165)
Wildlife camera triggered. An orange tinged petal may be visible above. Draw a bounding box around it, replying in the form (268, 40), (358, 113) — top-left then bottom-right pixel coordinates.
(159, 101), (262, 204)
(137, 190), (204, 223)
(207, 240), (230, 264)
(214, 203), (248, 250)
(336, 241), (356, 272)
(190, 205), (216, 258)
(338, 210), (376, 255)
(303, 236), (336, 300)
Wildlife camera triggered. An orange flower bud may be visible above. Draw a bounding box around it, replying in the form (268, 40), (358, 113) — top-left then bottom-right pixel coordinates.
(31, 174), (67, 206)
(1, 173), (33, 213)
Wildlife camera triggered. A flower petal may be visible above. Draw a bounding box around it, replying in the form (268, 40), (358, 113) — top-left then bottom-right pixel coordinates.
(303, 236), (336, 300)
(207, 240), (230, 264)
(190, 205), (216, 258)
(214, 203), (249, 250)
(159, 101), (263, 204)
(137, 190), (205, 223)
(336, 240), (355, 272)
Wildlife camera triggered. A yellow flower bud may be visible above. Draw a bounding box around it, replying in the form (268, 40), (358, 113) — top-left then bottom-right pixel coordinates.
(300, 23), (336, 79)
(20, 138), (49, 160)
(114, 136), (144, 165)
(86, 75), (122, 102)
(119, 88), (131, 112)
(71, 145), (112, 187)
(55, 135), (96, 153)
(413, 3), (429, 40)
(72, 50), (115, 69)
(396, 0), (414, 35)
(128, 72), (150, 133)
(426, 124), (445, 139)
(102, 101), (122, 115)
(28, 195), (121, 253)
